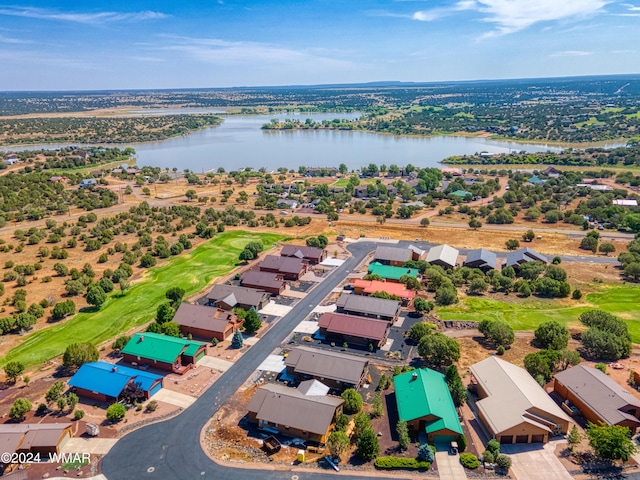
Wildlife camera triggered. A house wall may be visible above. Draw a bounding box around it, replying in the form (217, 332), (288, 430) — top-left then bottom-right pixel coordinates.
(74, 387), (112, 403)
(427, 428), (461, 444)
(320, 328), (387, 350)
(554, 379), (640, 433)
(528, 406), (571, 434)
(179, 324), (234, 342)
(495, 421), (549, 444)
(122, 353), (176, 373)
(248, 413), (334, 444)
(241, 281), (284, 295)
(285, 367), (366, 391)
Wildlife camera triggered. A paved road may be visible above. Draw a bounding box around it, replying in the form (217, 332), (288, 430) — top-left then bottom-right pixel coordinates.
(102, 241), (402, 480)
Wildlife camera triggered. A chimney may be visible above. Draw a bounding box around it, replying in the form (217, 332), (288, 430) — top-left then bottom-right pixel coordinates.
(139, 335), (144, 342)
(113, 366), (118, 373)
(411, 372), (418, 381)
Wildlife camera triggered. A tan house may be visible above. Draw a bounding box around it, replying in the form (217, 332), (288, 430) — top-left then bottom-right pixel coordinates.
(469, 357), (572, 444)
(554, 365), (640, 434)
(173, 303), (242, 341)
(0, 423), (73, 456)
(247, 382), (344, 445)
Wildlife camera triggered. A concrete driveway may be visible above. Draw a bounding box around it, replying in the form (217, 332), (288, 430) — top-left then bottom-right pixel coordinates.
(435, 452), (467, 480)
(152, 389), (196, 409)
(61, 438), (118, 455)
(199, 356), (234, 372)
(500, 442), (572, 480)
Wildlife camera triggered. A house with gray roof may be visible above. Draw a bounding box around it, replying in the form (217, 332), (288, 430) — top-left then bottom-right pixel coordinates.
(504, 247), (548, 269)
(284, 346), (369, 391)
(554, 365), (640, 434)
(470, 356), (572, 444)
(372, 246), (413, 266)
(335, 293), (400, 323)
(280, 244), (326, 264)
(463, 249), (497, 272)
(426, 244), (459, 269)
(206, 285), (270, 311)
(240, 270), (285, 295)
(247, 382), (344, 445)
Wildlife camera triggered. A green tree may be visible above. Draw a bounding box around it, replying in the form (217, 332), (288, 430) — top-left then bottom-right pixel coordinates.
(4, 361), (25, 383)
(534, 320), (569, 350)
(567, 425), (582, 451)
(353, 411), (371, 439)
(469, 218), (482, 230)
(505, 239), (520, 250)
(468, 277), (488, 294)
(9, 398), (32, 420)
(418, 443), (435, 463)
(231, 329), (243, 349)
(156, 302), (175, 324)
(165, 287), (186, 307)
(66, 392), (79, 411)
(559, 349), (581, 370)
(586, 424), (636, 461)
(327, 430), (350, 458)
(51, 299), (75, 320)
(45, 381), (65, 404)
(397, 420), (410, 451)
(106, 403), (127, 423)
(413, 297), (434, 315)
(445, 365), (467, 407)
(372, 391), (384, 418)
(408, 321), (434, 343)
(420, 217), (430, 227)
(418, 333), (460, 367)
(523, 350), (561, 382)
(243, 309), (262, 334)
(599, 242), (616, 255)
(435, 285), (458, 306)
(522, 229), (535, 242)
(63, 342), (99, 371)
(356, 427), (380, 461)
(341, 388), (363, 414)
(86, 285), (106, 308)
(624, 262), (640, 281)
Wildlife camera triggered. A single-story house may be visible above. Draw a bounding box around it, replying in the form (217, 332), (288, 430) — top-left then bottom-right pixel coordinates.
(450, 189), (473, 199)
(121, 332), (207, 375)
(335, 293), (400, 323)
(426, 244), (459, 269)
(284, 346), (369, 391)
(372, 246), (412, 266)
(277, 199), (298, 209)
(613, 199), (638, 207)
(367, 262), (420, 283)
(575, 183), (613, 191)
(463, 248), (497, 272)
(68, 361), (163, 402)
(408, 244), (427, 261)
(394, 369), (463, 444)
(0, 423), (73, 456)
(351, 278), (415, 306)
(79, 178), (97, 189)
(441, 168), (462, 176)
(504, 247), (548, 269)
(280, 245), (326, 264)
(304, 166), (338, 177)
(48, 176), (68, 183)
(543, 166), (561, 178)
(469, 357), (572, 444)
(258, 255), (308, 280)
(206, 284), (270, 311)
(5, 157), (19, 166)
(318, 312), (390, 349)
(247, 382), (344, 444)
(240, 270), (285, 295)
(528, 176), (547, 185)
(173, 303), (242, 341)
(554, 365), (640, 434)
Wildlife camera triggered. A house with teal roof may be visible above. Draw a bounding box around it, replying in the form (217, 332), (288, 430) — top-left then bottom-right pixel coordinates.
(367, 262), (419, 283)
(450, 190), (473, 199)
(394, 368), (463, 444)
(121, 332), (207, 375)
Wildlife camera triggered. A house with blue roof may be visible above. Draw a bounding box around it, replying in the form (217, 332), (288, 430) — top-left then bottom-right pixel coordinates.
(68, 361), (163, 403)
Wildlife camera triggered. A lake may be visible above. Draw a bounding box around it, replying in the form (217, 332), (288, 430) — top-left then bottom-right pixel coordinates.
(132, 112), (563, 172)
(4, 112), (567, 172)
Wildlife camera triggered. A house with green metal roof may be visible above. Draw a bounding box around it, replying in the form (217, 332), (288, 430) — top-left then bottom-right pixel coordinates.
(121, 332), (207, 375)
(394, 368), (463, 444)
(450, 190), (473, 199)
(367, 262), (419, 283)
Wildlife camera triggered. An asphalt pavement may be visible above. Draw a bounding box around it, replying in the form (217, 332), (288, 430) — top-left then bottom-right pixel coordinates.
(102, 241), (403, 480)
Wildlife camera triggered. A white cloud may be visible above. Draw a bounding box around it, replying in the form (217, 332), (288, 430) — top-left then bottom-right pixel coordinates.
(413, 0), (608, 36)
(0, 33), (30, 44)
(0, 6), (169, 24)
(612, 49), (636, 53)
(549, 50), (593, 57)
(622, 3), (640, 10)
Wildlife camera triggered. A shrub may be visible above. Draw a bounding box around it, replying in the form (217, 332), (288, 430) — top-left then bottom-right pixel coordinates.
(485, 439), (501, 457)
(572, 289), (583, 300)
(417, 443), (435, 463)
(9, 398), (32, 420)
(595, 362), (607, 374)
(341, 388), (363, 414)
(106, 403), (127, 422)
(374, 457), (430, 470)
(397, 420), (410, 450)
(146, 400), (158, 412)
(334, 413), (349, 432)
(496, 345), (505, 355)
(356, 427), (380, 461)
(495, 454), (512, 470)
(457, 434), (468, 452)
(460, 453), (480, 469)
(74, 410), (85, 420)
(482, 450), (494, 464)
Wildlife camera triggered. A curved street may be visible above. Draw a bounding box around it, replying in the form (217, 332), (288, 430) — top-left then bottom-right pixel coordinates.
(102, 241), (403, 480)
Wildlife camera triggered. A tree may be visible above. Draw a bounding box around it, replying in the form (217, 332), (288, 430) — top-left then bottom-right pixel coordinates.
(341, 388), (363, 414)
(231, 329), (244, 348)
(86, 285), (106, 308)
(420, 217), (430, 227)
(408, 321), (433, 343)
(165, 287), (185, 307)
(397, 421), (410, 450)
(418, 333), (460, 367)
(156, 302), (175, 324)
(586, 423), (636, 461)
(140, 253), (156, 268)
(559, 349), (581, 370)
(534, 320), (569, 350)
(401, 275), (422, 292)
(67, 392), (79, 411)
(580, 235), (598, 253)
(57, 396), (67, 411)
(479, 320), (514, 347)
(9, 398), (32, 420)
(413, 298), (434, 315)
(505, 239), (520, 250)
(418, 443), (435, 463)
(185, 189), (197, 201)
(468, 277), (488, 294)
(445, 365), (467, 407)
(522, 229), (535, 242)
(327, 431), (350, 458)
(239, 248), (254, 262)
(353, 412), (371, 439)
(243, 309), (262, 334)
(567, 425), (582, 451)
(469, 218), (482, 230)
(45, 381), (65, 404)
(495, 454), (512, 471)
(4, 361), (25, 383)
(485, 439), (501, 458)
(435, 285), (458, 306)
(106, 403), (127, 423)
(372, 391), (384, 418)
(63, 342), (99, 371)
(356, 427), (380, 461)
(599, 242), (616, 255)
(524, 350), (561, 382)
(624, 262), (640, 281)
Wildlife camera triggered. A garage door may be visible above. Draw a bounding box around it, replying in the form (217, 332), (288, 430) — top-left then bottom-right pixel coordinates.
(531, 434), (545, 443)
(433, 435), (456, 445)
(500, 436), (513, 444)
(516, 435), (529, 443)
(196, 350), (205, 362)
(148, 382), (162, 398)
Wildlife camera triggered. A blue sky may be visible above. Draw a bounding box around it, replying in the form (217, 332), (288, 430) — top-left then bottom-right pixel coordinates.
(0, 0), (638, 90)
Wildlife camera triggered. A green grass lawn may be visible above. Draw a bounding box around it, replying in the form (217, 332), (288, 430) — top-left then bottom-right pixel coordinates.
(3, 231), (286, 368)
(437, 284), (640, 342)
(332, 177), (373, 187)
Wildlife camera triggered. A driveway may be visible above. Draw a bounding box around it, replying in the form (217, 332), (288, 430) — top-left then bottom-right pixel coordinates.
(199, 356), (234, 372)
(435, 451), (467, 480)
(61, 438), (118, 455)
(152, 389), (196, 409)
(500, 442), (572, 480)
